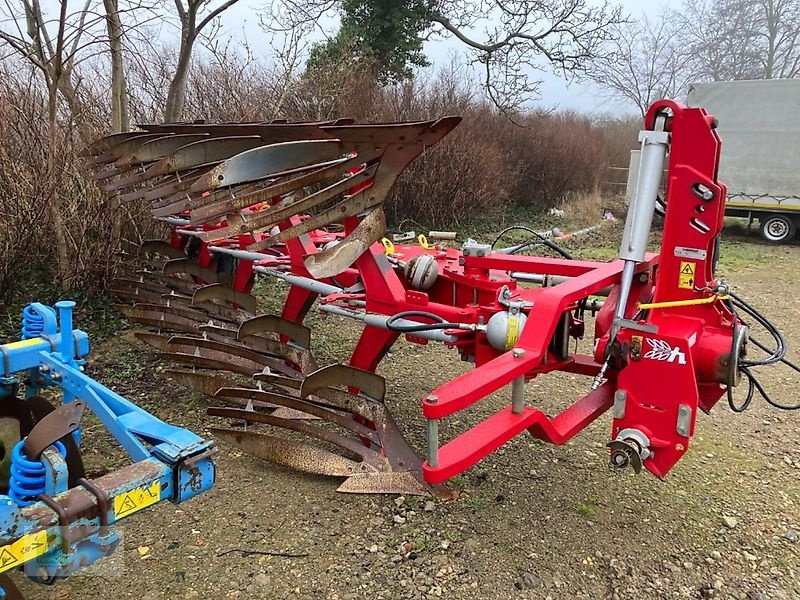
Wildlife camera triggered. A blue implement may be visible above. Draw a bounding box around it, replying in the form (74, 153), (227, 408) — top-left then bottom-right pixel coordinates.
(0, 301), (216, 595)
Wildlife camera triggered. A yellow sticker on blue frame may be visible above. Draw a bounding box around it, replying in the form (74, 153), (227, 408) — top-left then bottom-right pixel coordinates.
(0, 530), (48, 573)
(114, 481), (161, 520)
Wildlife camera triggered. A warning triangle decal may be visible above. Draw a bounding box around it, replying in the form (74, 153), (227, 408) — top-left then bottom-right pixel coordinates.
(0, 548), (17, 568)
(118, 495), (137, 516)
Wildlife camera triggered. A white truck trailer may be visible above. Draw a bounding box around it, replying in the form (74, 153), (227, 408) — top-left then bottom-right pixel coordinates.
(687, 79), (800, 243)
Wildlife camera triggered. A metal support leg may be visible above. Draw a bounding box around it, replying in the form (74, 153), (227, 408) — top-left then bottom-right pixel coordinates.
(426, 419), (439, 467)
(511, 376), (525, 414)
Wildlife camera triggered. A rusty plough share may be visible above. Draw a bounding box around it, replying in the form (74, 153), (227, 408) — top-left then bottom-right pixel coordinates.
(87, 102), (795, 499)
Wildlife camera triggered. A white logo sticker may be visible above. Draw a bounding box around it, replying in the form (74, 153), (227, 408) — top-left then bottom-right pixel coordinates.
(644, 338), (686, 365)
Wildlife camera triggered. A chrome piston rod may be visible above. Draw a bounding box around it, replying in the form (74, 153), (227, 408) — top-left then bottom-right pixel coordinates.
(613, 127), (670, 332)
(254, 266), (343, 296)
(593, 125), (669, 390)
(319, 305), (459, 343)
(510, 272), (612, 297)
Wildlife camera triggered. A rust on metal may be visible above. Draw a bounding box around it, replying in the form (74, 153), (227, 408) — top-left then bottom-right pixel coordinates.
(208, 407), (385, 465)
(165, 368), (251, 396)
(189, 139), (347, 193)
(143, 136), (266, 178)
(336, 472), (430, 496)
(237, 314), (311, 349)
(211, 389), (376, 440)
(304, 207), (386, 279)
(300, 364), (386, 401)
(24, 399), (85, 459)
(140, 240), (187, 259)
(252, 372), (302, 390)
(247, 185), (381, 251)
(210, 428), (363, 477)
(192, 284), (257, 315)
(0, 574), (23, 600)
(117, 303), (234, 336)
(189, 156), (356, 223)
(162, 258), (221, 284)
(161, 337), (301, 378)
(110, 277), (193, 299)
(132, 331), (172, 351)
(115, 133), (210, 166)
(197, 325), (315, 373)
(205, 163), (378, 245)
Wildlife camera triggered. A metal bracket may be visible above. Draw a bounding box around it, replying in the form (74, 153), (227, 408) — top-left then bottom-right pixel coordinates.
(613, 317), (658, 334)
(612, 390), (627, 419)
(24, 400), (85, 460)
(676, 404), (692, 437)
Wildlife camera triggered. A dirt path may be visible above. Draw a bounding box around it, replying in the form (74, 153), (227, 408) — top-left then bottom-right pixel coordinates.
(14, 239), (800, 600)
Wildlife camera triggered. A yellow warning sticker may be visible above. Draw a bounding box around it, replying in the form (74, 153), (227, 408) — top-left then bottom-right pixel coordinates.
(2, 338), (43, 350)
(505, 314), (521, 350)
(678, 261), (696, 290)
(0, 530), (48, 574)
(114, 481), (161, 520)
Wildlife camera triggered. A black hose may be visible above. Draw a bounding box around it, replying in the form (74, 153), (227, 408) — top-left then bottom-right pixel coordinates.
(725, 292), (800, 411)
(491, 225), (574, 260)
(726, 307), (753, 413)
(729, 291), (786, 367)
(385, 311), (462, 333)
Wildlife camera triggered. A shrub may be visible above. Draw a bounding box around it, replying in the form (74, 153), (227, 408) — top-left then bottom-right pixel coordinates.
(0, 52), (631, 299)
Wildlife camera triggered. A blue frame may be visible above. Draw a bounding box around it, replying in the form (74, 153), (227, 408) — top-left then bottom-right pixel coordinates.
(0, 301), (216, 597)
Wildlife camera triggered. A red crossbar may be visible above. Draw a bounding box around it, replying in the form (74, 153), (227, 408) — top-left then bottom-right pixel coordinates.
(423, 382), (614, 482)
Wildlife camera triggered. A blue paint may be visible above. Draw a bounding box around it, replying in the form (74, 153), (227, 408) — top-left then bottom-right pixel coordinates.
(0, 301), (217, 595)
(8, 441), (66, 507)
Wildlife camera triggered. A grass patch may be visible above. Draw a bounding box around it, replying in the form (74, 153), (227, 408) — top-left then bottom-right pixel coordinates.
(575, 499), (598, 519)
(411, 536), (433, 554)
(716, 239), (770, 275)
(462, 494), (487, 512)
(448, 475), (467, 490)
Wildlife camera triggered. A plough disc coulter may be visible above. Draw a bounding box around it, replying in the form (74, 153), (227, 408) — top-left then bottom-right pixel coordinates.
(87, 104), (790, 499)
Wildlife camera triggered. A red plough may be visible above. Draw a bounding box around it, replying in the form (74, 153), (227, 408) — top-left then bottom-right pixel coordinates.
(86, 101), (788, 496)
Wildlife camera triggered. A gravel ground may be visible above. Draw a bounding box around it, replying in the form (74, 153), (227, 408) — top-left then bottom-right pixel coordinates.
(11, 233), (800, 600)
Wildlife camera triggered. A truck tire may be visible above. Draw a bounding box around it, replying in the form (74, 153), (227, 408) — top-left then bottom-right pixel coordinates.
(759, 215), (796, 243)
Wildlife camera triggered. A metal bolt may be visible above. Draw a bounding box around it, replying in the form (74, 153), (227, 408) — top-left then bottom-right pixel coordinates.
(512, 348), (525, 358)
(426, 394), (438, 403)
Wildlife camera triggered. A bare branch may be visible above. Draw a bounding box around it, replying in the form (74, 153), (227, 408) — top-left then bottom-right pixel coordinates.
(196, 0), (240, 34)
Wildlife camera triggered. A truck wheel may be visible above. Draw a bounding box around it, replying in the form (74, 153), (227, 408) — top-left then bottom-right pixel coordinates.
(759, 215), (796, 243)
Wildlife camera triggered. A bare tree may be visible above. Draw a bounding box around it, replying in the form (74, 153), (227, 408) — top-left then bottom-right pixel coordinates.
(427, 0), (625, 112)
(163, 0), (243, 122)
(587, 11), (694, 117)
(0, 0), (102, 289)
(104, 0), (129, 131)
(267, 0), (625, 113)
(679, 0), (800, 81)
(755, 0), (800, 77)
